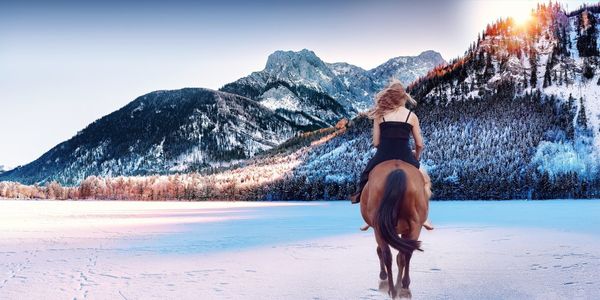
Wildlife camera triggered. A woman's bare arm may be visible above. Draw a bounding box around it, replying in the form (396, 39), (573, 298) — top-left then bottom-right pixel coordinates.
(411, 114), (425, 160)
(372, 117), (381, 148)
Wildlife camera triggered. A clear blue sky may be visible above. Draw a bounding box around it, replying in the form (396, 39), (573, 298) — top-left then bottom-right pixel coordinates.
(0, 0), (589, 168)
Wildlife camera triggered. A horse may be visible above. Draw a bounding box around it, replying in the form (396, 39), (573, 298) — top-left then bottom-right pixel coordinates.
(359, 159), (431, 298)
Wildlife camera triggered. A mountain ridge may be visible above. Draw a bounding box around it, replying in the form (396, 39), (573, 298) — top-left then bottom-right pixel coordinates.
(220, 48), (446, 125)
(0, 49), (444, 185)
(0, 88), (297, 185)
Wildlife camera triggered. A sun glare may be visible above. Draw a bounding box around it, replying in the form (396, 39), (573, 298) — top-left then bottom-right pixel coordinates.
(476, 0), (538, 29)
(511, 9), (533, 27)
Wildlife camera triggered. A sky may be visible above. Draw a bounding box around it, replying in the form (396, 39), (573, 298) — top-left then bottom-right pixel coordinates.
(0, 0), (592, 169)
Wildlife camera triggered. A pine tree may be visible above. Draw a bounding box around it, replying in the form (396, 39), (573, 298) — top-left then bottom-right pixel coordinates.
(543, 65), (552, 87)
(543, 47), (559, 87)
(583, 58), (595, 79)
(568, 93), (575, 111)
(577, 97), (588, 128)
(484, 53), (495, 81)
(529, 51), (538, 87)
(577, 10), (600, 57)
(560, 26), (569, 54)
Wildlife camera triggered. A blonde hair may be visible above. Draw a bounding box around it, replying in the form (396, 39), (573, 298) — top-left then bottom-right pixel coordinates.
(367, 79), (417, 119)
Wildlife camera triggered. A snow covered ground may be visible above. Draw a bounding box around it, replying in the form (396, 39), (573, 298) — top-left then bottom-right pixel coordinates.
(0, 199), (599, 299)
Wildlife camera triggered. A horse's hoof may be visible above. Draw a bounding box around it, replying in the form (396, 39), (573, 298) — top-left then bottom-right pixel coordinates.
(378, 279), (389, 291)
(398, 288), (412, 298)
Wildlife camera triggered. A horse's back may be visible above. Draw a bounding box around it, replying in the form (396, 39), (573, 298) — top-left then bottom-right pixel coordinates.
(371, 160), (424, 198)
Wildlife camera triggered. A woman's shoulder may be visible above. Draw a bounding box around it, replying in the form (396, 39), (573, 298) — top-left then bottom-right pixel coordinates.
(407, 110), (419, 125)
(409, 110), (418, 119)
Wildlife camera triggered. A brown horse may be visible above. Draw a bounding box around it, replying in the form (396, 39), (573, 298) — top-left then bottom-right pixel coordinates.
(360, 159), (431, 298)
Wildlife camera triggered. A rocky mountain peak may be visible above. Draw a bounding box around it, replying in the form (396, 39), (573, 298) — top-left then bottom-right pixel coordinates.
(417, 50), (446, 65)
(264, 48), (328, 73)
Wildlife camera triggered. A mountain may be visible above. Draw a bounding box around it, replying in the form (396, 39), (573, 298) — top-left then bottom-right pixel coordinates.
(220, 49), (353, 131)
(406, 2), (600, 189)
(0, 88), (296, 185)
(370, 50), (446, 88)
(291, 3), (600, 200)
(5, 3), (600, 200)
(0, 49), (444, 186)
(196, 3), (600, 200)
(7, 2), (600, 201)
(220, 49), (446, 128)
(5, 4), (600, 200)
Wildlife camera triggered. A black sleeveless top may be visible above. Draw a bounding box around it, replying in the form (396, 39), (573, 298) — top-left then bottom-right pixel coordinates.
(375, 110), (420, 169)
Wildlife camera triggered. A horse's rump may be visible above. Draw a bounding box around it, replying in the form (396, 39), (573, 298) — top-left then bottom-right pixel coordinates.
(376, 168), (422, 254)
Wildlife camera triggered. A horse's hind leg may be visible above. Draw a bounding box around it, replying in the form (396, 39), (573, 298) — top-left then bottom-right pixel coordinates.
(401, 251), (413, 289)
(401, 226), (421, 290)
(377, 246), (387, 280)
(382, 244), (396, 298)
(376, 229), (396, 298)
(395, 252), (405, 290)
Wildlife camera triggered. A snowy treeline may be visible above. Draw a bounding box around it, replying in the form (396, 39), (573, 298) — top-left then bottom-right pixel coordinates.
(417, 91), (598, 199)
(0, 170), (285, 201)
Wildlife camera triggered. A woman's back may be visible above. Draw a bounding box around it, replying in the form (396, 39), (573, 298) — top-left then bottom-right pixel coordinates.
(380, 108), (414, 140)
(376, 108), (420, 169)
(380, 107), (414, 124)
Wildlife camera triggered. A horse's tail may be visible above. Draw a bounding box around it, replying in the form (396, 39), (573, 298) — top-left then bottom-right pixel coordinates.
(376, 169), (423, 254)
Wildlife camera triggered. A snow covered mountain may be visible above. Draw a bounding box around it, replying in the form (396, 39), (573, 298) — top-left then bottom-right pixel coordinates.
(5, 4), (600, 200)
(0, 49), (444, 186)
(0, 88), (296, 185)
(220, 49), (352, 130)
(407, 2), (600, 186)
(196, 3), (600, 200)
(370, 50), (446, 88)
(220, 49), (446, 127)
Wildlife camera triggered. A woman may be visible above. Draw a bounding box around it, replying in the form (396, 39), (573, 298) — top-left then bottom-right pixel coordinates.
(350, 80), (433, 230)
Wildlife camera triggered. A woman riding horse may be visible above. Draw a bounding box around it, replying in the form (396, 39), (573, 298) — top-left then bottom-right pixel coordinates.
(350, 80), (433, 230)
